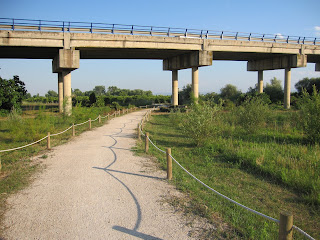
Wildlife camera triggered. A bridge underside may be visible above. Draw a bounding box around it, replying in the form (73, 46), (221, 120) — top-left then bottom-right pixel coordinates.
(1, 46), (320, 63)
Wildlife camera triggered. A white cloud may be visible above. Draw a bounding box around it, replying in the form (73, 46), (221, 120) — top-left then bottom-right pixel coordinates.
(315, 26), (320, 36)
(275, 33), (285, 39)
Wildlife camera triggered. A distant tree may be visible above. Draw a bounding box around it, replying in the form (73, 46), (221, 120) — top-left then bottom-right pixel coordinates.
(179, 84), (192, 105)
(220, 84), (241, 102)
(0, 75), (27, 110)
(264, 77), (283, 103)
(73, 88), (84, 96)
(295, 77), (320, 95)
(93, 85), (106, 96)
(25, 93), (32, 99)
(45, 90), (58, 98)
(89, 92), (97, 105)
(107, 86), (121, 96)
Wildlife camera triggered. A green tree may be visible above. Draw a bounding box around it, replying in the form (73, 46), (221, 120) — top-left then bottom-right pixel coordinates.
(73, 88), (84, 96)
(0, 75), (27, 110)
(264, 77), (283, 103)
(45, 90), (58, 98)
(295, 77), (320, 95)
(89, 92), (97, 106)
(179, 84), (192, 105)
(220, 84), (241, 102)
(93, 85), (106, 96)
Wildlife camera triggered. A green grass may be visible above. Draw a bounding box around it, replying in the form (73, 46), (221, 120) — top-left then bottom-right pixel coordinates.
(137, 113), (320, 239)
(0, 104), (130, 235)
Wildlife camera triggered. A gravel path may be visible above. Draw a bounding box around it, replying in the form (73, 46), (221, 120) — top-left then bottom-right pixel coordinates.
(3, 110), (215, 239)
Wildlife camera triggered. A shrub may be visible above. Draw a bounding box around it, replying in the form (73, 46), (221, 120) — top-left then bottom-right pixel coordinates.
(298, 86), (320, 143)
(235, 96), (270, 133)
(173, 102), (222, 146)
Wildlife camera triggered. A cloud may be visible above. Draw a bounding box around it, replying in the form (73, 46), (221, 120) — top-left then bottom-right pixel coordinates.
(275, 33), (285, 39)
(315, 26), (320, 31)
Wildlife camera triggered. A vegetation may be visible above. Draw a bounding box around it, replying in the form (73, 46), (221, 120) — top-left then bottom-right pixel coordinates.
(0, 76), (27, 111)
(138, 108), (320, 239)
(295, 77), (320, 95)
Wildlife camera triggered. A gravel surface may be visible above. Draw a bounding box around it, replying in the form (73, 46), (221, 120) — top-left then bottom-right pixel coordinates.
(2, 110), (216, 240)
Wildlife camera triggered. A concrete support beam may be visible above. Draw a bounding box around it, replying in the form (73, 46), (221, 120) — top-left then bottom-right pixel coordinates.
(284, 68), (291, 109)
(58, 72), (64, 113)
(192, 67), (199, 101)
(247, 54), (307, 71)
(258, 70), (263, 93)
(52, 49), (80, 73)
(316, 63), (320, 71)
(172, 70), (178, 106)
(163, 51), (212, 70)
(62, 70), (72, 116)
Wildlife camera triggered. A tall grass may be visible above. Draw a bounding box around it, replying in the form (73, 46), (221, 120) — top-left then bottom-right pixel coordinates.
(139, 113), (320, 239)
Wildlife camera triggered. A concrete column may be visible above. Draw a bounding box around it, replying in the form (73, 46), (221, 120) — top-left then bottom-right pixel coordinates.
(58, 72), (64, 113)
(284, 68), (291, 109)
(62, 70), (72, 115)
(258, 70), (263, 93)
(172, 70), (178, 106)
(192, 67), (199, 101)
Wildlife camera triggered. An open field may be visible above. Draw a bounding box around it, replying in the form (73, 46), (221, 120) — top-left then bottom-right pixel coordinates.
(137, 111), (320, 239)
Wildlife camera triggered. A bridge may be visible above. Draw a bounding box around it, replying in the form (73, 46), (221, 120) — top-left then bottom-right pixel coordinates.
(1, 18), (320, 114)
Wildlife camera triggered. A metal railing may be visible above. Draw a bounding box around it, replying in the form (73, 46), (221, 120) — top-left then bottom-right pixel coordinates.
(0, 18), (319, 45)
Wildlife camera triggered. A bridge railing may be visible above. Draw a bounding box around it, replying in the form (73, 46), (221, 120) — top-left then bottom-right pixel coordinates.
(0, 18), (319, 45)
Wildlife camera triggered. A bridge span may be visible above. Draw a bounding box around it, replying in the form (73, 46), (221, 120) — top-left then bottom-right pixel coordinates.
(1, 18), (320, 114)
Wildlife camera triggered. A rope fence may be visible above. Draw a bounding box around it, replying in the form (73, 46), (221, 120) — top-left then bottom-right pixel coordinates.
(0, 107), (138, 154)
(138, 109), (315, 240)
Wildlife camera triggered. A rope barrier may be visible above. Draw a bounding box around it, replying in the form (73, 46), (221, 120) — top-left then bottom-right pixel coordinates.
(0, 136), (48, 153)
(50, 125), (73, 137)
(139, 110), (315, 240)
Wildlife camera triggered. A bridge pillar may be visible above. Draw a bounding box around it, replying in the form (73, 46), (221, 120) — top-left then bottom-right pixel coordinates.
(258, 70), (263, 93)
(284, 68), (291, 109)
(192, 67), (199, 102)
(316, 63), (320, 71)
(172, 70), (178, 106)
(52, 49), (79, 116)
(62, 70), (72, 115)
(58, 73), (64, 113)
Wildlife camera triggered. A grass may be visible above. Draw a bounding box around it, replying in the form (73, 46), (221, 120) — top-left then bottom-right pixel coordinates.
(137, 112), (320, 239)
(0, 104), (131, 235)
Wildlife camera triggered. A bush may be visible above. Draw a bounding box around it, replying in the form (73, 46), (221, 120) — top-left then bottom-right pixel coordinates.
(172, 102), (222, 146)
(298, 86), (320, 143)
(235, 96), (270, 133)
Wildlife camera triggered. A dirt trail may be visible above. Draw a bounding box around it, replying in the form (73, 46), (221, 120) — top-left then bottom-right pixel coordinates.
(2, 110), (214, 239)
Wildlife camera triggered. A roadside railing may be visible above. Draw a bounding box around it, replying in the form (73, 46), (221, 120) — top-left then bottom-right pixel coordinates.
(138, 109), (315, 240)
(0, 18), (319, 45)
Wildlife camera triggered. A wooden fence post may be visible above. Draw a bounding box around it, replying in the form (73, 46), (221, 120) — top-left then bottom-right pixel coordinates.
(138, 124), (141, 140)
(166, 148), (172, 180)
(98, 115), (101, 124)
(89, 118), (91, 130)
(279, 211), (293, 240)
(0, 157), (2, 172)
(145, 132), (149, 153)
(72, 123), (75, 136)
(47, 132), (51, 149)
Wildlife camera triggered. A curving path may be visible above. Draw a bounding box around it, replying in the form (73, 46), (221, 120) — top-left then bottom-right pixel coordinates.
(2, 110), (214, 239)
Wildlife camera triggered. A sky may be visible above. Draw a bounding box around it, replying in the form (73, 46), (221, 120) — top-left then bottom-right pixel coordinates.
(0, 0), (319, 96)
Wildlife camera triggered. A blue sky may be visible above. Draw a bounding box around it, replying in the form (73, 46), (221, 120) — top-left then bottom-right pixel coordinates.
(0, 0), (319, 95)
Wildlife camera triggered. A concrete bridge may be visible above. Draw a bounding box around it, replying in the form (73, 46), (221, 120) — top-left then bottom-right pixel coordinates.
(1, 18), (320, 114)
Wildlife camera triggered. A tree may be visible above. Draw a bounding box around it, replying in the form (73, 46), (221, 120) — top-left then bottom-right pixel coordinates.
(179, 84), (192, 105)
(0, 75), (27, 110)
(107, 86), (121, 96)
(89, 92), (97, 105)
(295, 77), (320, 95)
(73, 88), (84, 96)
(220, 84), (241, 102)
(45, 90), (58, 98)
(93, 85), (106, 96)
(264, 77), (283, 103)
